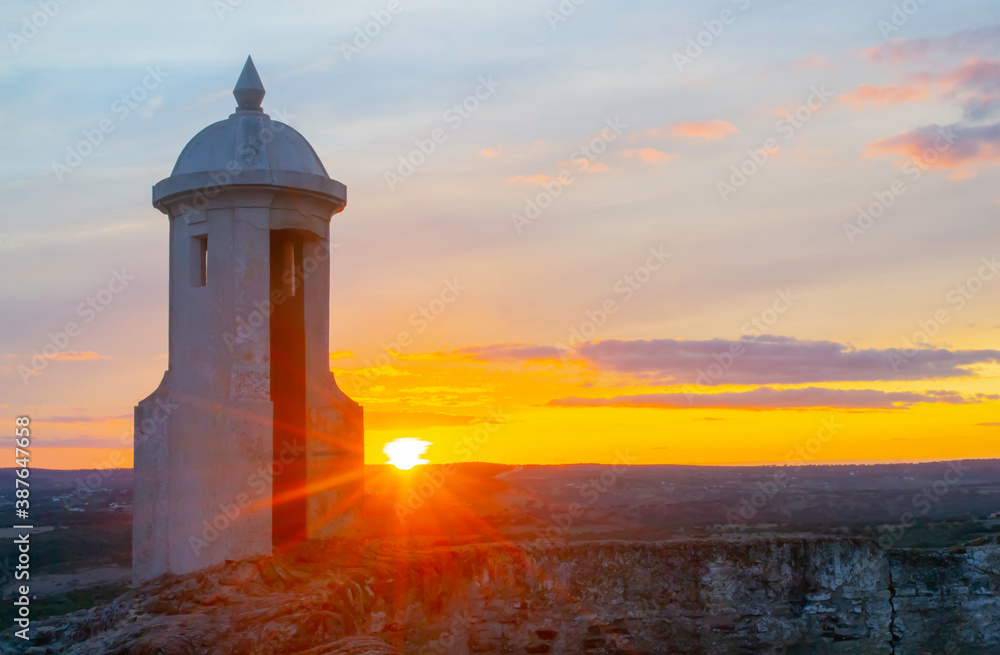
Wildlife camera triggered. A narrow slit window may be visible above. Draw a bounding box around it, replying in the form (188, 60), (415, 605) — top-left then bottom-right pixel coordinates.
(191, 235), (208, 287)
(283, 238), (297, 297)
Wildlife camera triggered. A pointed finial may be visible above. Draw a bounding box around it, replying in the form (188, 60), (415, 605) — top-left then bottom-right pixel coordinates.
(233, 55), (265, 111)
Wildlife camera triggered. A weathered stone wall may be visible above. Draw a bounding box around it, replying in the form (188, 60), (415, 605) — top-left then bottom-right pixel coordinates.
(379, 539), (1000, 655)
(889, 545), (1000, 655)
(387, 539), (893, 654)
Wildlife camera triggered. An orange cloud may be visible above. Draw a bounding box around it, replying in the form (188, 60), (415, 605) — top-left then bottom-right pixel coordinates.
(838, 83), (929, 108)
(329, 350), (354, 360)
(622, 148), (672, 165)
(52, 351), (109, 361)
(34, 414), (130, 424)
(479, 146), (504, 158)
(665, 119), (739, 142)
(948, 170), (978, 181)
(506, 174), (562, 186)
(568, 158), (611, 173)
(367, 411), (481, 431)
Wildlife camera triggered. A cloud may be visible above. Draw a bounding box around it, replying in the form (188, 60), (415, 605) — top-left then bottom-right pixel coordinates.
(838, 82), (929, 107)
(506, 173), (565, 186)
(861, 58), (1000, 170)
(572, 336), (1000, 384)
(865, 122), (1000, 169)
(53, 437), (132, 448)
(32, 436), (132, 449)
(454, 343), (564, 362)
(948, 169), (978, 181)
(329, 350), (354, 360)
(794, 55), (835, 70)
(862, 27), (1000, 63)
(449, 337), (1000, 384)
(479, 146), (504, 158)
(569, 158), (611, 173)
(979, 422), (1000, 427)
(622, 148), (672, 165)
(34, 415), (131, 424)
(339, 365), (411, 378)
(662, 120), (739, 142)
(139, 95), (165, 120)
(366, 411), (483, 431)
(940, 57), (1000, 90)
(941, 58), (1000, 121)
(51, 351), (110, 361)
(398, 385), (494, 394)
(548, 387), (994, 410)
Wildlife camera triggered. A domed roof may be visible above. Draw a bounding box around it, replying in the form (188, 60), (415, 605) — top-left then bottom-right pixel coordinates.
(170, 115), (329, 178)
(153, 56), (344, 209)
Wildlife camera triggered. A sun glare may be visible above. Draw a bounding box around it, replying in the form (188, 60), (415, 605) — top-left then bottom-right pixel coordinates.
(383, 438), (431, 470)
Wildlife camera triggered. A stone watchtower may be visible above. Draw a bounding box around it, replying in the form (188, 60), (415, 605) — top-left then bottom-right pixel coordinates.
(133, 57), (363, 583)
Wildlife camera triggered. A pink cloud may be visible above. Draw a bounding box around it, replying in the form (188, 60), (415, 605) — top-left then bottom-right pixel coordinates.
(843, 58), (998, 111)
(456, 337), (1000, 384)
(576, 337), (1000, 384)
(862, 27), (1000, 63)
(940, 57), (1000, 88)
(864, 123), (1000, 169)
(858, 58), (1000, 170)
(622, 148), (672, 165)
(837, 82), (929, 108)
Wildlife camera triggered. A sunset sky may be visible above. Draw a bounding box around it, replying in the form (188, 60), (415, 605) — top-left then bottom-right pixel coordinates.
(2, 1), (999, 470)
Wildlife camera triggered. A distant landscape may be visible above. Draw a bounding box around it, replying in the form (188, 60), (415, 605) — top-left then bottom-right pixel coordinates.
(4, 460), (999, 626)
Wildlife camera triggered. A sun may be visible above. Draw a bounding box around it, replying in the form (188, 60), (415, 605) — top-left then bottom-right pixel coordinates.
(382, 438), (431, 470)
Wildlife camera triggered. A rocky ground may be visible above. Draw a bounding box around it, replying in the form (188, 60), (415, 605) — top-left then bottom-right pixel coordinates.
(3, 536), (1000, 654)
(1, 540), (400, 655)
